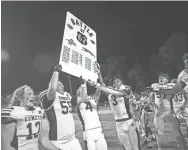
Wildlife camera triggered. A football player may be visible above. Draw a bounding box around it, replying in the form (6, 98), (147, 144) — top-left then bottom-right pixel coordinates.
(160, 53), (188, 141)
(173, 91), (188, 139)
(77, 65), (107, 150)
(160, 53), (188, 95)
(1, 85), (54, 150)
(91, 76), (141, 150)
(129, 91), (143, 133)
(141, 101), (156, 148)
(148, 73), (186, 150)
(39, 64), (82, 150)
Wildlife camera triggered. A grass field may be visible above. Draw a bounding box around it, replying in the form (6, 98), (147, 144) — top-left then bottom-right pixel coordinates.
(73, 110), (188, 150)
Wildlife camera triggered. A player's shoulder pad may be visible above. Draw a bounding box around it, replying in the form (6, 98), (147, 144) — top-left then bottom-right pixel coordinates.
(65, 91), (72, 97)
(167, 83), (175, 88)
(34, 106), (45, 118)
(151, 83), (160, 89)
(119, 85), (131, 91)
(178, 70), (186, 80)
(1, 106), (25, 120)
(124, 85), (131, 89)
(107, 86), (113, 89)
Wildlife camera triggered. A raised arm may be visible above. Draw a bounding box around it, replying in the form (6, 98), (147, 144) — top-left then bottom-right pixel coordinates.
(160, 75), (186, 95)
(95, 83), (131, 97)
(93, 63), (103, 103)
(76, 77), (88, 106)
(167, 81), (186, 95)
(47, 65), (62, 100)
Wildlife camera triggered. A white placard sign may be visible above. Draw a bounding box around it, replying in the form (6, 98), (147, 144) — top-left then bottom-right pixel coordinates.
(59, 12), (98, 82)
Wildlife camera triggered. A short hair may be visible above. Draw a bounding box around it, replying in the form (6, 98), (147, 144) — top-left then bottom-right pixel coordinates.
(10, 85), (29, 106)
(183, 53), (188, 62)
(158, 73), (170, 80)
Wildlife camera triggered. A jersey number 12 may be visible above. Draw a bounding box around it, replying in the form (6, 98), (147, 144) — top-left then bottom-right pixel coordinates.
(26, 121), (40, 140)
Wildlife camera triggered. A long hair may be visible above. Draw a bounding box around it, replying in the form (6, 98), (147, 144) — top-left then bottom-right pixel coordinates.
(10, 85), (29, 106)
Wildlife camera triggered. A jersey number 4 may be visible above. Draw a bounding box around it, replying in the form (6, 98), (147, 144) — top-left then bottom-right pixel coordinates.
(86, 101), (93, 111)
(26, 121), (40, 140)
(111, 95), (118, 106)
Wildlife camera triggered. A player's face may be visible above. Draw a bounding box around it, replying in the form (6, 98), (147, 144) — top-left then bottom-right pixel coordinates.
(113, 79), (122, 89)
(57, 81), (64, 93)
(159, 76), (168, 85)
(23, 87), (35, 108)
(135, 93), (141, 100)
(184, 59), (188, 69)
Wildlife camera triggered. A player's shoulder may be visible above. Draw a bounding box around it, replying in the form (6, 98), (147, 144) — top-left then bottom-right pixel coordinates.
(184, 86), (188, 93)
(124, 85), (131, 89)
(166, 83), (175, 87)
(178, 70), (187, 79)
(34, 106), (45, 116)
(64, 91), (72, 99)
(34, 106), (43, 112)
(107, 86), (113, 89)
(1, 106), (25, 120)
(151, 83), (160, 89)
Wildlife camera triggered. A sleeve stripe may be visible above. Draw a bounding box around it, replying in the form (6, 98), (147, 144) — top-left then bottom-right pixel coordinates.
(1, 113), (11, 117)
(2, 109), (12, 112)
(39, 90), (48, 100)
(1, 110), (12, 114)
(5, 107), (14, 110)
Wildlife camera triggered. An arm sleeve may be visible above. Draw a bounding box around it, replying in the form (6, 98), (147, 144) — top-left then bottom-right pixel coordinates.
(178, 73), (187, 87)
(98, 84), (132, 97)
(1, 107), (17, 124)
(40, 91), (55, 110)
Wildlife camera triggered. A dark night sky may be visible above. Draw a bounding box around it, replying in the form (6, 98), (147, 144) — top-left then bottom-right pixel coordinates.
(1, 1), (188, 95)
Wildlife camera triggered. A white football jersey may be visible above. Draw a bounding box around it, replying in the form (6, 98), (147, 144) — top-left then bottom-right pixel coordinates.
(41, 91), (75, 143)
(108, 93), (132, 120)
(78, 96), (101, 131)
(178, 70), (188, 86)
(151, 83), (175, 112)
(1, 106), (44, 150)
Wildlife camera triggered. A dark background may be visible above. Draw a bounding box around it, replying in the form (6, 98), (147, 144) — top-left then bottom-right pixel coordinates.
(1, 1), (188, 96)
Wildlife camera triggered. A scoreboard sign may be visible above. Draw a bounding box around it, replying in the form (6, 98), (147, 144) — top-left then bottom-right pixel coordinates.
(59, 12), (98, 82)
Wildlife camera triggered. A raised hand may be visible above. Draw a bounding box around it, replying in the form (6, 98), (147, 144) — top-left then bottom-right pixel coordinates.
(54, 64), (62, 72)
(88, 79), (96, 86)
(79, 76), (87, 84)
(93, 62), (100, 74)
